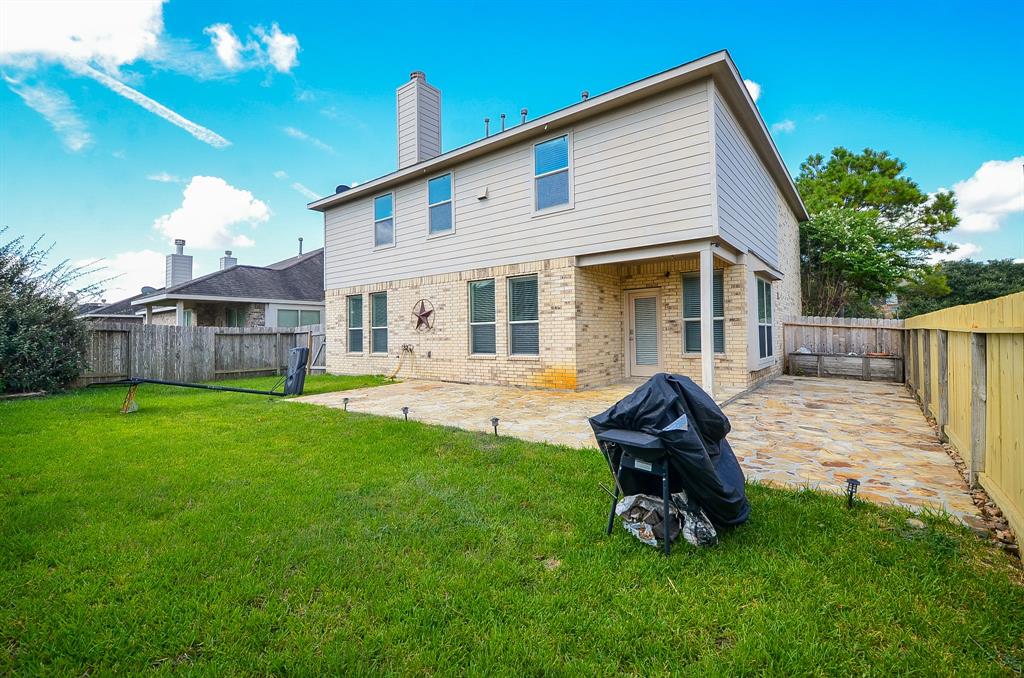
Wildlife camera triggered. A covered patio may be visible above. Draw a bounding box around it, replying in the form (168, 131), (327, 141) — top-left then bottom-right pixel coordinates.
(292, 375), (977, 522)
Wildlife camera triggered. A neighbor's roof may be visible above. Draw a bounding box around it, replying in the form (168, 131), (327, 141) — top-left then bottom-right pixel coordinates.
(79, 290), (156, 318)
(132, 249), (324, 306)
(307, 50), (808, 221)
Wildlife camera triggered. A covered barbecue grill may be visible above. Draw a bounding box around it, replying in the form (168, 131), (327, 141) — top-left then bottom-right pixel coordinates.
(590, 373), (750, 551)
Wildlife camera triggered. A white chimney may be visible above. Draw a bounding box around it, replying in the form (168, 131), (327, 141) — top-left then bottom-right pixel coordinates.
(220, 250), (237, 270)
(396, 71), (441, 169)
(166, 239), (193, 287)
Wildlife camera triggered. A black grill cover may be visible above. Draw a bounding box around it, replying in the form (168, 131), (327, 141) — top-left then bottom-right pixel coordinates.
(589, 373), (750, 527)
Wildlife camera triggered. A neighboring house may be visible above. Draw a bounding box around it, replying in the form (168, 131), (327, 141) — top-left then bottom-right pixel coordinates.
(77, 294), (146, 324)
(80, 241), (326, 328)
(309, 51), (807, 396)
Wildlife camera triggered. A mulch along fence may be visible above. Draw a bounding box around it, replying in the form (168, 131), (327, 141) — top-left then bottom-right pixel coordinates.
(76, 323), (326, 387)
(905, 291), (1023, 538)
(782, 316), (905, 381)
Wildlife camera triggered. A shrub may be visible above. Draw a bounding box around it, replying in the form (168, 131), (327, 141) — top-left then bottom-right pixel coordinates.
(0, 228), (94, 393)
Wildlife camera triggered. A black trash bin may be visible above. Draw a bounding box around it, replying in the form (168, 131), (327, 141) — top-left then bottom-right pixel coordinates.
(590, 373), (750, 547)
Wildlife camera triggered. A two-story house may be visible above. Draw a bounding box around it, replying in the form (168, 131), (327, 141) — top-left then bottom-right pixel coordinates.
(309, 51), (807, 397)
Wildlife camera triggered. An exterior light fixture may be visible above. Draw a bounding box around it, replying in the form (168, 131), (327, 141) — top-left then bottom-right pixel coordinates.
(491, 417), (499, 436)
(846, 478), (860, 509)
(402, 406), (409, 421)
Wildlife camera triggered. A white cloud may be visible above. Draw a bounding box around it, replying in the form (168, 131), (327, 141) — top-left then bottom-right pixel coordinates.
(255, 23), (299, 73)
(76, 248), (166, 301)
(291, 182), (319, 200)
(0, 0), (163, 72)
(153, 176), (269, 249)
(283, 126), (334, 154)
(147, 171), (182, 183)
(273, 169), (288, 179)
(771, 119), (795, 134)
(2, 75), (91, 151)
(74, 63), (230, 148)
(929, 242), (982, 263)
(203, 23), (244, 71)
(1014, 258), (1024, 264)
(744, 79), (761, 102)
(948, 157), (1024, 233)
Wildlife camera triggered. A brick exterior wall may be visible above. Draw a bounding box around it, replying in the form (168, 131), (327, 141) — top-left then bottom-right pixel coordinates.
(326, 254), (760, 393)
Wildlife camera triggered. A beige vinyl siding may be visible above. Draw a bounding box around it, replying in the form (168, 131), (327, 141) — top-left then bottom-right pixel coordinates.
(325, 81), (713, 289)
(713, 87), (780, 269)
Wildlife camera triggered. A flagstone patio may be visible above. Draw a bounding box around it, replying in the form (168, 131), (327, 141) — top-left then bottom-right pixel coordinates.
(292, 375), (977, 522)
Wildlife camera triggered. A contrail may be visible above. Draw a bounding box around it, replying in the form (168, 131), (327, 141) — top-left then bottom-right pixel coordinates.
(76, 64), (230, 148)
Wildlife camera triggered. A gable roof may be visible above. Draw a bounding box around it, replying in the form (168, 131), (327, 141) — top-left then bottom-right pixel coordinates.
(132, 249), (324, 306)
(307, 50), (808, 222)
(79, 290), (158, 318)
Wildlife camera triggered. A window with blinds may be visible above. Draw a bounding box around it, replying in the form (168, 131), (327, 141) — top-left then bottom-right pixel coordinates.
(508, 274), (539, 355)
(277, 309), (299, 328)
(682, 272), (724, 353)
(534, 135), (570, 211)
(469, 279), (496, 354)
(347, 295), (363, 352)
(428, 174), (453, 235)
(373, 193), (394, 247)
(757, 278), (773, 360)
(370, 291), (388, 353)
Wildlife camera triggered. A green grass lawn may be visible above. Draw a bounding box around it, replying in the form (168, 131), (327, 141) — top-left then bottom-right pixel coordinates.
(2, 376), (1022, 675)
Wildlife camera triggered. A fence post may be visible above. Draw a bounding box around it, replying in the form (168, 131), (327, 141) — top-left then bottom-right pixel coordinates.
(936, 330), (949, 441)
(907, 329), (917, 395)
(969, 333), (987, 488)
(921, 329), (932, 417)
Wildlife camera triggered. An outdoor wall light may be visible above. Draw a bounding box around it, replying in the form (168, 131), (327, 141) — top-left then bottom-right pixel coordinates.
(402, 406), (409, 421)
(491, 417), (499, 436)
(846, 478), (861, 509)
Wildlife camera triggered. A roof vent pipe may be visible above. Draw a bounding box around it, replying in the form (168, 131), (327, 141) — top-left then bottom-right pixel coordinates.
(520, 108), (527, 124)
(581, 91), (589, 101)
(500, 113), (506, 132)
(298, 237), (304, 255)
(484, 117), (490, 137)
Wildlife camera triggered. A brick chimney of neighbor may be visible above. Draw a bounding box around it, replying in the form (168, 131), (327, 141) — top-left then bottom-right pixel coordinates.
(220, 250), (237, 270)
(396, 70), (441, 169)
(166, 239), (193, 287)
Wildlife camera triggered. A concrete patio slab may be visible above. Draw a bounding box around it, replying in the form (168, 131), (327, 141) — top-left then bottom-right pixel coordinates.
(292, 376), (977, 521)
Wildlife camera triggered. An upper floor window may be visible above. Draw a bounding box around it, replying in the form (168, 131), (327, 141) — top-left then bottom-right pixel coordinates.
(757, 278), (774, 360)
(373, 193), (394, 247)
(508, 274), (539, 356)
(534, 135), (570, 212)
(428, 174), (453, 235)
(682, 272), (724, 354)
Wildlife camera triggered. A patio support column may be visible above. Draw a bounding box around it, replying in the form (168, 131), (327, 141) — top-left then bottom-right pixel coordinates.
(144, 304), (153, 325)
(175, 301), (185, 327)
(699, 244), (715, 396)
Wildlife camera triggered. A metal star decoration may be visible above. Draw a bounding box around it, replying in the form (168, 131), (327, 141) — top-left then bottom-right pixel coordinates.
(412, 299), (434, 331)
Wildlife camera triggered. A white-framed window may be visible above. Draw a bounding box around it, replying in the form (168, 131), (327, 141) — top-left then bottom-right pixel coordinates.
(757, 277), (774, 360)
(370, 291), (388, 354)
(277, 309), (321, 328)
(469, 279), (496, 355)
(508, 274), (539, 356)
(347, 295), (363, 353)
(533, 135), (571, 212)
(373, 193), (395, 248)
(182, 309), (194, 327)
(427, 173), (454, 235)
(682, 272), (724, 354)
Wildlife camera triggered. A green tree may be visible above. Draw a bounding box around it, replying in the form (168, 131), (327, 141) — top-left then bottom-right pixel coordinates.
(899, 259), (1024, 317)
(0, 228), (97, 393)
(795, 147), (959, 316)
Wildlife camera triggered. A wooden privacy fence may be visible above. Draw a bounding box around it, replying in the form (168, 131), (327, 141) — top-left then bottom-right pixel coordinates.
(782, 316), (906, 381)
(76, 323), (326, 387)
(905, 292), (1023, 538)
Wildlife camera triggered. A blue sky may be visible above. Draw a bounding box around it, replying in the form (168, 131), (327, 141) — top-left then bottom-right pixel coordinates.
(1, 0), (1021, 299)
